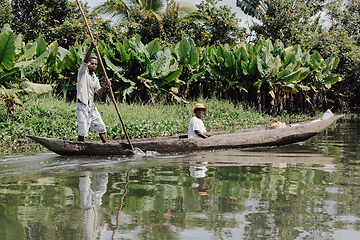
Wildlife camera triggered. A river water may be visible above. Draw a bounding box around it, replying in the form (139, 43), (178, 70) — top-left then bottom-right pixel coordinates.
(1, 120), (360, 240)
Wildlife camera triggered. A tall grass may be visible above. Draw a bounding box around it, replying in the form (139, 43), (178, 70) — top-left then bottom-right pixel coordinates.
(0, 94), (333, 154)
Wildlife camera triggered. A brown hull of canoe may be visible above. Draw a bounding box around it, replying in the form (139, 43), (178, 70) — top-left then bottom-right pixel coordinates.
(27, 115), (343, 156)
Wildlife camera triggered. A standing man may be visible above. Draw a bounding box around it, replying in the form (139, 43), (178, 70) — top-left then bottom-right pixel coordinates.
(188, 103), (212, 138)
(76, 40), (110, 143)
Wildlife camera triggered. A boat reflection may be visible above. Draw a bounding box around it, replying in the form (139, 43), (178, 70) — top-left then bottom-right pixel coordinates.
(166, 147), (338, 172)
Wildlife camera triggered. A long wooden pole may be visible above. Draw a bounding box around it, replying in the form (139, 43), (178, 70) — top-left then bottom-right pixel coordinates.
(75, 0), (134, 153)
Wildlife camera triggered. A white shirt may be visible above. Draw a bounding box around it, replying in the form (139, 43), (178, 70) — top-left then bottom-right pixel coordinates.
(188, 116), (206, 138)
(77, 61), (101, 106)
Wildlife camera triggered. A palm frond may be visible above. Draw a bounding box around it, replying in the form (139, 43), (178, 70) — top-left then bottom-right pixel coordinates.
(236, 0), (261, 17)
(92, 0), (131, 20)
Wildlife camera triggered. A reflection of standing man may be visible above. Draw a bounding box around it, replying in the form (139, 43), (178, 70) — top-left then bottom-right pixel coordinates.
(79, 170), (108, 240)
(190, 162), (210, 195)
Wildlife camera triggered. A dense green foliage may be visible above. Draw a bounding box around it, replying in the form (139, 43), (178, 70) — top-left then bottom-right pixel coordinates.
(0, 23), (341, 116)
(59, 35), (340, 113)
(0, 0), (120, 48)
(238, 0), (360, 109)
(0, 0), (359, 116)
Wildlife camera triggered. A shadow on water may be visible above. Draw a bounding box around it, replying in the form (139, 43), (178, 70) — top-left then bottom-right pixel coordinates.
(1, 121), (360, 240)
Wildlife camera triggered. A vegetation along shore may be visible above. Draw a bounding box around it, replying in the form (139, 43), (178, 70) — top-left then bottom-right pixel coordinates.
(0, 95), (355, 155)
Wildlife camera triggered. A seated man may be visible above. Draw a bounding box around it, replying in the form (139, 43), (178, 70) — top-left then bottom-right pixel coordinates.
(188, 103), (212, 138)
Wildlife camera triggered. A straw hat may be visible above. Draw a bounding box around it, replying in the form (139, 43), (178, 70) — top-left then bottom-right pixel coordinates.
(193, 103), (207, 113)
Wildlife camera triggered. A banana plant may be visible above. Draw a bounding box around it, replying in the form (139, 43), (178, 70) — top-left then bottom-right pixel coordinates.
(172, 37), (203, 86)
(100, 36), (147, 100)
(205, 43), (247, 94)
(102, 35), (184, 102)
(303, 51), (341, 90)
(0, 26), (53, 122)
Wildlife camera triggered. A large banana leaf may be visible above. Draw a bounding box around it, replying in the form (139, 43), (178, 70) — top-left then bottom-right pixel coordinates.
(188, 46), (199, 67)
(15, 34), (24, 55)
(309, 51), (322, 71)
(0, 68), (19, 85)
(284, 53), (296, 68)
(224, 52), (237, 74)
(0, 30), (15, 71)
(58, 47), (70, 61)
(63, 45), (82, 72)
(104, 55), (124, 74)
(248, 55), (259, 77)
(178, 38), (190, 65)
(114, 42), (129, 63)
(146, 39), (160, 58)
(18, 42), (37, 61)
(19, 81), (53, 94)
(0, 87), (23, 106)
(35, 36), (47, 57)
(14, 43), (52, 77)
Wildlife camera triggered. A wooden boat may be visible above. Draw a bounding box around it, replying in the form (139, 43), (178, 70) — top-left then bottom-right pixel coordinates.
(27, 114), (343, 156)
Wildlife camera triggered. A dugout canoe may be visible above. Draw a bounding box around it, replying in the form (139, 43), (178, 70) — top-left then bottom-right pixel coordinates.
(27, 114), (343, 156)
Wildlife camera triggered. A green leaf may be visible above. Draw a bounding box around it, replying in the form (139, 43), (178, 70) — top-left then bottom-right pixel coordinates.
(225, 52), (236, 73)
(0, 68), (19, 85)
(19, 81), (53, 94)
(241, 60), (249, 75)
(284, 46), (293, 56)
(0, 30), (15, 71)
(282, 69), (302, 84)
(104, 55), (124, 73)
(298, 67), (310, 81)
(277, 63), (294, 79)
(269, 55), (282, 77)
(35, 35), (47, 57)
(301, 52), (311, 66)
(263, 39), (273, 54)
(152, 49), (172, 77)
(18, 42), (37, 61)
(116, 42), (129, 63)
(309, 51), (322, 70)
(165, 66), (182, 83)
(216, 45), (228, 63)
(178, 38), (190, 65)
(58, 47), (70, 61)
(256, 56), (264, 77)
(15, 45), (51, 77)
(146, 39), (160, 58)
(15, 34), (23, 55)
(0, 87), (23, 106)
(324, 74), (340, 85)
(284, 53), (296, 68)
(239, 46), (248, 63)
(1, 24), (11, 32)
(187, 72), (204, 85)
(188, 46), (199, 66)
(248, 56), (258, 76)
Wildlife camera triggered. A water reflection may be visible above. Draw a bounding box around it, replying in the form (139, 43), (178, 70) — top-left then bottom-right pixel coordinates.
(80, 170), (108, 240)
(1, 121), (360, 239)
(190, 162), (210, 195)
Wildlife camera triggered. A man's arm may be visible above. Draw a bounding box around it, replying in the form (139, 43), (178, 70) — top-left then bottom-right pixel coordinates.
(195, 130), (211, 138)
(84, 41), (96, 63)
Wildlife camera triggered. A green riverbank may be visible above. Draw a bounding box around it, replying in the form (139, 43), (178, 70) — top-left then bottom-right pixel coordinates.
(0, 95), (354, 155)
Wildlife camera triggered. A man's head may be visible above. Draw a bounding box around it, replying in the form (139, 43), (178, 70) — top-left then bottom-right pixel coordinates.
(88, 56), (98, 73)
(193, 103), (207, 119)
